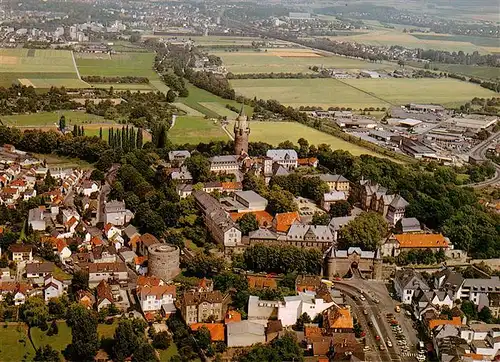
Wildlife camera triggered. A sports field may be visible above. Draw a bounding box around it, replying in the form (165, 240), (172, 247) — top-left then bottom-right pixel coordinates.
(213, 49), (394, 74)
(227, 120), (380, 157)
(230, 78), (390, 109)
(169, 116), (228, 144)
(230, 78), (496, 108)
(75, 52), (159, 79)
(0, 111), (107, 126)
(0, 48), (85, 88)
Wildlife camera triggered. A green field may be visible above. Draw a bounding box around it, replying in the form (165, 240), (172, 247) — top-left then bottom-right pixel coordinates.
(213, 50), (395, 74)
(0, 325), (34, 361)
(31, 322), (72, 354)
(0, 111), (107, 126)
(0, 48), (80, 88)
(341, 78), (497, 106)
(180, 83), (253, 118)
(76, 52), (159, 79)
(230, 78), (389, 109)
(149, 80), (170, 94)
(198, 102), (238, 118)
(230, 78), (496, 108)
(172, 102), (204, 117)
(169, 116), (229, 144)
(415, 63), (500, 80)
(228, 120), (380, 157)
(19, 78), (90, 89)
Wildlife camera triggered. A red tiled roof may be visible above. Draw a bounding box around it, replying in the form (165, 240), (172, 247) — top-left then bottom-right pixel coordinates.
(395, 234), (449, 249)
(190, 323), (225, 341)
(274, 211), (301, 233)
(230, 211), (273, 228)
(221, 182), (243, 191)
(247, 275), (277, 289)
(428, 316), (462, 330)
(225, 310), (242, 324)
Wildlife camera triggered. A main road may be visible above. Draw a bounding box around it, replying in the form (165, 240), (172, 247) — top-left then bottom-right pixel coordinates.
(465, 131), (500, 188)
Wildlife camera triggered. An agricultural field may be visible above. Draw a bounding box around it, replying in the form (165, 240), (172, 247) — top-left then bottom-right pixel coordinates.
(172, 102), (204, 117)
(18, 78), (89, 89)
(75, 52), (159, 79)
(328, 29), (497, 54)
(230, 78), (496, 108)
(149, 79), (170, 94)
(0, 48), (84, 88)
(213, 49), (394, 74)
(198, 102), (238, 118)
(227, 120), (382, 157)
(341, 78), (497, 107)
(169, 116), (229, 144)
(179, 83), (253, 118)
(230, 78), (389, 109)
(414, 63), (500, 80)
(0, 111), (107, 127)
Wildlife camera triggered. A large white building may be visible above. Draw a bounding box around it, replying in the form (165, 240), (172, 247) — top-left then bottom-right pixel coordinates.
(266, 149), (298, 170)
(278, 292), (335, 327)
(104, 200), (134, 226)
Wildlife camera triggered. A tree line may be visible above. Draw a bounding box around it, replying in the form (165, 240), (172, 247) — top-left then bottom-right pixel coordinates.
(81, 76), (150, 84)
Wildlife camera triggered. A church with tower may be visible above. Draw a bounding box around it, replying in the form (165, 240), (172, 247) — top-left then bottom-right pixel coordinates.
(234, 105), (250, 155)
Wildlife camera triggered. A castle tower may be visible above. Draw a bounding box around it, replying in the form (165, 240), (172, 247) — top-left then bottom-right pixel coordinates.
(234, 104), (250, 155)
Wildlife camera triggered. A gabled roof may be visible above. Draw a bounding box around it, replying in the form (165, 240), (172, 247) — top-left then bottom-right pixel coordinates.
(249, 228), (277, 240)
(247, 275), (277, 289)
(390, 194), (409, 209)
(274, 211), (301, 233)
(395, 269), (430, 291)
(325, 306), (354, 329)
(140, 285), (176, 299)
(230, 211), (273, 228)
(395, 234), (449, 249)
(96, 280), (113, 304)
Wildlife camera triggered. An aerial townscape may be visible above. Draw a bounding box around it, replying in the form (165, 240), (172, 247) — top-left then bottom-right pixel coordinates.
(0, 0), (498, 361)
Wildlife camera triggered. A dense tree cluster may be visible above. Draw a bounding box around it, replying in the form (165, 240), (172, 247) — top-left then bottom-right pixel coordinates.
(166, 314), (201, 361)
(184, 68), (235, 100)
(236, 332), (303, 362)
(339, 212), (388, 251)
(81, 76), (149, 84)
(242, 244), (322, 274)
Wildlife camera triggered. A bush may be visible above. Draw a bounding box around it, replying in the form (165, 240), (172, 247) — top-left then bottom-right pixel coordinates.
(152, 331), (171, 350)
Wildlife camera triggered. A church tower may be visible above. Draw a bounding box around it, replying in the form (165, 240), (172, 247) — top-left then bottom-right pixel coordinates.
(234, 104), (250, 155)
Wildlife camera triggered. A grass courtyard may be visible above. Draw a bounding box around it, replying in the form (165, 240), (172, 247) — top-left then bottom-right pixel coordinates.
(0, 324), (34, 362)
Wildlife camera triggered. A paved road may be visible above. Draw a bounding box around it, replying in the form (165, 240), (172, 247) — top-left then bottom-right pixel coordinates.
(465, 131), (500, 188)
(335, 280), (419, 362)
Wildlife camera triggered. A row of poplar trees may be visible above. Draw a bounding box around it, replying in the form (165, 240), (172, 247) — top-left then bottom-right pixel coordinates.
(108, 125), (143, 151)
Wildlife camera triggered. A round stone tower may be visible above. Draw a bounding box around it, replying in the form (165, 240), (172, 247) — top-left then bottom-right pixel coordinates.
(147, 243), (180, 281)
(234, 104), (250, 155)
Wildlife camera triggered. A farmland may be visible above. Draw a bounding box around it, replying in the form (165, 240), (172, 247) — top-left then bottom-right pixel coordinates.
(75, 52), (159, 79)
(227, 120), (381, 157)
(169, 116), (229, 144)
(0, 111), (107, 126)
(213, 49), (395, 74)
(230, 78), (496, 109)
(0, 48), (84, 88)
(230, 78), (389, 109)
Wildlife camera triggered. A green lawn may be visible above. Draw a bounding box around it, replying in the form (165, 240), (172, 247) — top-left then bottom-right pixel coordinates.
(341, 78), (497, 107)
(228, 120), (380, 156)
(213, 50), (395, 74)
(169, 116), (229, 144)
(76, 52), (159, 79)
(149, 80), (170, 94)
(172, 102), (205, 117)
(0, 325), (34, 361)
(179, 83), (253, 118)
(0, 111), (108, 126)
(31, 322), (71, 354)
(230, 78), (389, 109)
(158, 343), (180, 361)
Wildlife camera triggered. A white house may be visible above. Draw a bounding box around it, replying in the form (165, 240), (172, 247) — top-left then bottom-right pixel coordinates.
(394, 269), (430, 304)
(78, 180), (100, 196)
(209, 155), (240, 173)
(44, 275), (66, 302)
(104, 200), (134, 226)
(9, 244), (33, 262)
(266, 149), (298, 170)
(138, 285), (176, 315)
(278, 292), (335, 327)
(28, 207), (46, 231)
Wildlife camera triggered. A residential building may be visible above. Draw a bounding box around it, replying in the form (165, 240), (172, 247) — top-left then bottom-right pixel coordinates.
(9, 244), (33, 262)
(77, 290), (95, 309)
(401, 217), (422, 233)
(193, 191), (242, 249)
(460, 277), (500, 316)
(247, 275), (277, 290)
(227, 320), (266, 347)
(266, 149), (298, 170)
(180, 291), (227, 325)
(323, 305), (354, 333)
(168, 150), (191, 166)
(44, 275), (66, 302)
(138, 284), (176, 315)
(87, 262), (128, 287)
(0, 282), (32, 305)
(394, 269), (430, 304)
(308, 174), (350, 193)
(104, 200), (134, 226)
(78, 180), (100, 196)
(381, 233), (451, 257)
(209, 155), (239, 173)
(321, 191), (347, 211)
(434, 268), (465, 301)
(412, 289), (453, 320)
(26, 262), (55, 279)
(328, 216), (356, 243)
(232, 191), (268, 212)
(137, 233), (159, 256)
(171, 168), (193, 183)
(359, 179), (409, 225)
(96, 279), (114, 311)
